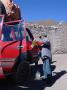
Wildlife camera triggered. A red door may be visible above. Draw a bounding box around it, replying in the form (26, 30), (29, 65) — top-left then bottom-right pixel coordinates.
(0, 40), (20, 70)
(0, 22), (25, 72)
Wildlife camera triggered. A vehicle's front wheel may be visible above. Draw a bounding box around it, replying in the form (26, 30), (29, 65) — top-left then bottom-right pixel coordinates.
(16, 62), (31, 84)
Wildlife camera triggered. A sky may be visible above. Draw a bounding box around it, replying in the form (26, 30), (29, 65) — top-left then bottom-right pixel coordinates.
(14, 0), (67, 22)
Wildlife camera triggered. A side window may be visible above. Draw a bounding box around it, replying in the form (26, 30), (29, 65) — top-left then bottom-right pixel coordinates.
(2, 26), (13, 41)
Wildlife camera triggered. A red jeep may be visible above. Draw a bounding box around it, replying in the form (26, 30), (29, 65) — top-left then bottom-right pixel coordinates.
(0, 15), (40, 83)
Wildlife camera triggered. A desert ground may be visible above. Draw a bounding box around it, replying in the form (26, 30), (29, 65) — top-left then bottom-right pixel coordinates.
(0, 54), (67, 90)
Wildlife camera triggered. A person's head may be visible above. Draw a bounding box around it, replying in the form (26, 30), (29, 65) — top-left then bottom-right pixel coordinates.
(1, 0), (13, 7)
(42, 33), (47, 37)
(1, 0), (12, 2)
(44, 34), (47, 37)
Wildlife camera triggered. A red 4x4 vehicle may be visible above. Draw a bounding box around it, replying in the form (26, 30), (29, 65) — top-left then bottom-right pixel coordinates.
(0, 15), (40, 83)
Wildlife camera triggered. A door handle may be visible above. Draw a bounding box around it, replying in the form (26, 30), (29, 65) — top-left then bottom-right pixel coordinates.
(17, 45), (24, 49)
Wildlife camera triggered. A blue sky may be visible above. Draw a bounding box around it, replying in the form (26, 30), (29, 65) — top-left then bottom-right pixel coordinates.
(14, 0), (67, 22)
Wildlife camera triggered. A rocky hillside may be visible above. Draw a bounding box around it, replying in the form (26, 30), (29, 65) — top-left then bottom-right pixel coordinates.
(26, 20), (67, 54)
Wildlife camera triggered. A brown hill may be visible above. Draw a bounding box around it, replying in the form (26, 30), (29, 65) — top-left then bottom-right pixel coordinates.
(28, 19), (58, 26)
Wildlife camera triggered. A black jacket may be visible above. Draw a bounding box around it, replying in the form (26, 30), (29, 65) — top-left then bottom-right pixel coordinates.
(0, 1), (6, 14)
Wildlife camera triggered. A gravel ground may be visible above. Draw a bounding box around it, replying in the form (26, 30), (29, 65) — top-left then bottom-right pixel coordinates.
(45, 54), (67, 90)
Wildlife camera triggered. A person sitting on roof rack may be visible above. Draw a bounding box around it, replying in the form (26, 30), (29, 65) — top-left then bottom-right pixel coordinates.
(0, 0), (21, 22)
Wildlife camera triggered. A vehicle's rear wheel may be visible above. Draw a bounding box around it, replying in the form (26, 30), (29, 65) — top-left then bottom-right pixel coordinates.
(16, 61), (31, 85)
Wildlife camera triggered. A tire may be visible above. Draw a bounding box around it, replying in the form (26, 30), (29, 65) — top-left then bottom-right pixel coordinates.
(16, 62), (31, 84)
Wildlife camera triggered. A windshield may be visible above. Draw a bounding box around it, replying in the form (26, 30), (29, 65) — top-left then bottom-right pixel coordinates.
(1, 22), (24, 41)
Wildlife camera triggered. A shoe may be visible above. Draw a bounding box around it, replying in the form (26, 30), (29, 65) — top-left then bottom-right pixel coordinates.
(40, 76), (48, 82)
(40, 76), (46, 80)
(41, 75), (52, 83)
(46, 74), (52, 84)
(47, 74), (52, 79)
(35, 71), (41, 80)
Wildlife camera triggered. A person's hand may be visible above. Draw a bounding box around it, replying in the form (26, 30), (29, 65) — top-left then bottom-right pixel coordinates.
(8, 2), (13, 10)
(6, 2), (14, 16)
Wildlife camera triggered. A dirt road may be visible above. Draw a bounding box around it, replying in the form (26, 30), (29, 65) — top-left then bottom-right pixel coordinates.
(44, 54), (67, 90)
(0, 54), (67, 90)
